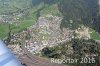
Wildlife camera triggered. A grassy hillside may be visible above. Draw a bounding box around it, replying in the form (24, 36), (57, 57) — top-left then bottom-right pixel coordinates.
(0, 24), (9, 39)
(0, 0), (32, 14)
(0, 1), (60, 39)
(0, 0), (99, 41)
(40, 4), (61, 16)
(0, 8), (37, 39)
(90, 30), (100, 40)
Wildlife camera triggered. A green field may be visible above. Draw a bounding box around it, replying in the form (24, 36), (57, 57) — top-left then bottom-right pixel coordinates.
(0, 24), (9, 39)
(0, 3), (60, 39)
(0, 0), (32, 14)
(91, 31), (100, 40)
(41, 4), (61, 16)
(0, 20), (36, 39)
(0, 8), (37, 39)
(89, 28), (100, 40)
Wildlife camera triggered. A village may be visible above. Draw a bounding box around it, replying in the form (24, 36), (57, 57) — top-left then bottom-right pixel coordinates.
(7, 14), (92, 56)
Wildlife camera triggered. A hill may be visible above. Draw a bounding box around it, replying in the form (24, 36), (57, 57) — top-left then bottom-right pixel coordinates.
(0, 0), (100, 40)
(0, 0), (32, 14)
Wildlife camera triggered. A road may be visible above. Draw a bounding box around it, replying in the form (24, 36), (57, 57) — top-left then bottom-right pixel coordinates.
(18, 41), (66, 66)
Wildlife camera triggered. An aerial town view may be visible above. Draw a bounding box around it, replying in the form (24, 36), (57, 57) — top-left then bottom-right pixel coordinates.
(0, 0), (100, 66)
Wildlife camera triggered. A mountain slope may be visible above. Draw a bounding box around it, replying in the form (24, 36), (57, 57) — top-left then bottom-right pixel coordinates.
(59, 0), (98, 28)
(0, 0), (32, 14)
